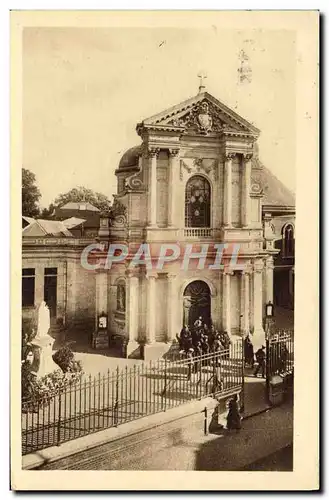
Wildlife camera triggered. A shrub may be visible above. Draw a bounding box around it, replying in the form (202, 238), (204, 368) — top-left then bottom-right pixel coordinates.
(22, 345), (83, 411)
(21, 360), (83, 412)
(52, 346), (82, 373)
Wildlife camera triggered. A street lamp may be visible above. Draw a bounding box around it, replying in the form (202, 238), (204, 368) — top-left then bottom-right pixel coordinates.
(265, 301), (274, 318)
(265, 301), (274, 340)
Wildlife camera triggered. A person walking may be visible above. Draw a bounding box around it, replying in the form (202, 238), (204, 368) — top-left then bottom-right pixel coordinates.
(254, 345), (266, 378)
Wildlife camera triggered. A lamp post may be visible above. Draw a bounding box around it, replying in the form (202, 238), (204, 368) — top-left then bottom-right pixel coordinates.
(265, 301), (274, 340)
(265, 301), (274, 402)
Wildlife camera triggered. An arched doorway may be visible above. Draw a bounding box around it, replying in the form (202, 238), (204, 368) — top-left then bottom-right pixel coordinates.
(183, 280), (211, 327)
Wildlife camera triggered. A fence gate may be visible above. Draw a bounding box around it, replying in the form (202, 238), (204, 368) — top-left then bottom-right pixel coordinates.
(265, 330), (294, 398)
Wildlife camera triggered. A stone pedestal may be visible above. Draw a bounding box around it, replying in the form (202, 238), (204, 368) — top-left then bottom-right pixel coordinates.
(31, 335), (58, 377)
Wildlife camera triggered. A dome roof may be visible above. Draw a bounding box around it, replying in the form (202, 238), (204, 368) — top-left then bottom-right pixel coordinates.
(118, 145), (143, 169)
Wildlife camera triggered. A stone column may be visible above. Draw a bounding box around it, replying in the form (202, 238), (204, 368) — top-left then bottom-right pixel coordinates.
(126, 270), (139, 343)
(242, 270), (250, 335)
(146, 273), (157, 343)
(147, 147), (160, 227)
(242, 153), (252, 227)
(252, 259), (265, 350)
(168, 149), (179, 227)
(224, 152), (234, 227)
(265, 256), (274, 304)
(167, 273), (177, 342)
(222, 271), (233, 336)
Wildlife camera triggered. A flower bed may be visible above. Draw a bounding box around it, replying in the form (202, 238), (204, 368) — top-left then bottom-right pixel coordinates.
(22, 345), (83, 413)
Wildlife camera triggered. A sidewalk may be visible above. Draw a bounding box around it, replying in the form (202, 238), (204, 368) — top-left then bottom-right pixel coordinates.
(243, 374), (271, 418)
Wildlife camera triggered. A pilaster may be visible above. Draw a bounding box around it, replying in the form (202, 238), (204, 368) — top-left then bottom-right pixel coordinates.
(147, 147), (160, 227)
(252, 259), (265, 349)
(146, 272), (157, 343)
(168, 149), (180, 227)
(242, 153), (252, 227)
(241, 270), (251, 335)
(125, 269), (140, 357)
(167, 273), (177, 342)
(222, 270), (234, 336)
(223, 152), (235, 227)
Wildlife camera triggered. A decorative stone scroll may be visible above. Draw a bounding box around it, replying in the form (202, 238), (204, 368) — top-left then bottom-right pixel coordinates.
(110, 198), (127, 227)
(125, 153), (144, 191)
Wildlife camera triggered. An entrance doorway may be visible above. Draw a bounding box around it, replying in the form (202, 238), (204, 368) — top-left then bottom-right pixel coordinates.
(44, 267), (57, 318)
(183, 280), (211, 328)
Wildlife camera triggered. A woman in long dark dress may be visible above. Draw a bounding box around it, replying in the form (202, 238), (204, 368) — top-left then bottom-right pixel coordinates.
(226, 394), (242, 430)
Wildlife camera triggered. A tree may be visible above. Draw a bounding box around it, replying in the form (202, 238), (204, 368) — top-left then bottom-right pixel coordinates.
(40, 203), (55, 219)
(22, 168), (41, 217)
(54, 186), (111, 213)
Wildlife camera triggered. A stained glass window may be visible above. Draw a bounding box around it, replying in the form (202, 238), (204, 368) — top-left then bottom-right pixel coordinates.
(185, 175), (211, 228)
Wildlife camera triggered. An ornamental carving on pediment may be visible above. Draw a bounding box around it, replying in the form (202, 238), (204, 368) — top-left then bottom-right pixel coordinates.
(168, 99), (238, 135)
(180, 158), (218, 180)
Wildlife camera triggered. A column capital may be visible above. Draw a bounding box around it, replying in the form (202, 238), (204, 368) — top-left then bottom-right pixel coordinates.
(167, 272), (177, 280)
(146, 272), (157, 280)
(253, 259), (264, 273)
(95, 268), (108, 275)
(242, 152), (253, 161)
(222, 269), (234, 276)
(147, 147), (160, 158)
(125, 268), (140, 279)
(168, 148), (180, 158)
(224, 151), (236, 161)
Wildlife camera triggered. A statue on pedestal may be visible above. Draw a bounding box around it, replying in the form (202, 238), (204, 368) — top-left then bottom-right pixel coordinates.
(30, 301), (58, 377)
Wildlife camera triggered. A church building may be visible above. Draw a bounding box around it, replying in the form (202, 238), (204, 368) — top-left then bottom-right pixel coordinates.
(94, 83), (293, 359)
(22, 84), (295, 357)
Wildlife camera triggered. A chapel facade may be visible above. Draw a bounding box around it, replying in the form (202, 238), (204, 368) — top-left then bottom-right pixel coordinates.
(97, 86), (281, 358)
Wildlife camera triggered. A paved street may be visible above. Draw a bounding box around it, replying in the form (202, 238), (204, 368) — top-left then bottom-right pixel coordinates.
(40, 400), (292, 470)
(243, 444), (293, 471)
(125, 402), (293, 471)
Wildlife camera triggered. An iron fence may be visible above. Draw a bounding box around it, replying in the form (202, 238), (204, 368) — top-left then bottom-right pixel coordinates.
(22, 341), (243, 455)
(266, 330), (294, 378)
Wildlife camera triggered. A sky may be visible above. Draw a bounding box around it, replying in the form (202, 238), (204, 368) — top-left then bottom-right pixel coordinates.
(23, 27), (296, 208)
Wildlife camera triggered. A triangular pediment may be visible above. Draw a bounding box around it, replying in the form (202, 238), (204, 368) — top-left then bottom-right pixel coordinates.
(139, 92), (260, 137)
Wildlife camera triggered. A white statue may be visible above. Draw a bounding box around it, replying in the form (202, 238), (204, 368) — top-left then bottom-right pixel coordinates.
(31, 301), (58, 377)
(36, 300), (50, 339)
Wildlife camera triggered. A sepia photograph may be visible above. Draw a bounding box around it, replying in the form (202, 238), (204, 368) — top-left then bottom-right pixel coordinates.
(10, 9), (319, 491)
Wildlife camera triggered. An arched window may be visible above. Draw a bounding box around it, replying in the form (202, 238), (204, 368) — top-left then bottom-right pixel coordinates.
(185, 175), (211, 228)
(282, 224), (295, 258)
(116, 281), (126, 312)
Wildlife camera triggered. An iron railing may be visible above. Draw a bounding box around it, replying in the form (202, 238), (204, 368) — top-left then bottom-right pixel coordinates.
(266, 330), (294, 378)
(22, 341), (243, 455)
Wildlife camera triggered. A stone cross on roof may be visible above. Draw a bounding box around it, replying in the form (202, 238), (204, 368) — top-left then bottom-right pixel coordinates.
(197, 71), (207, 93)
